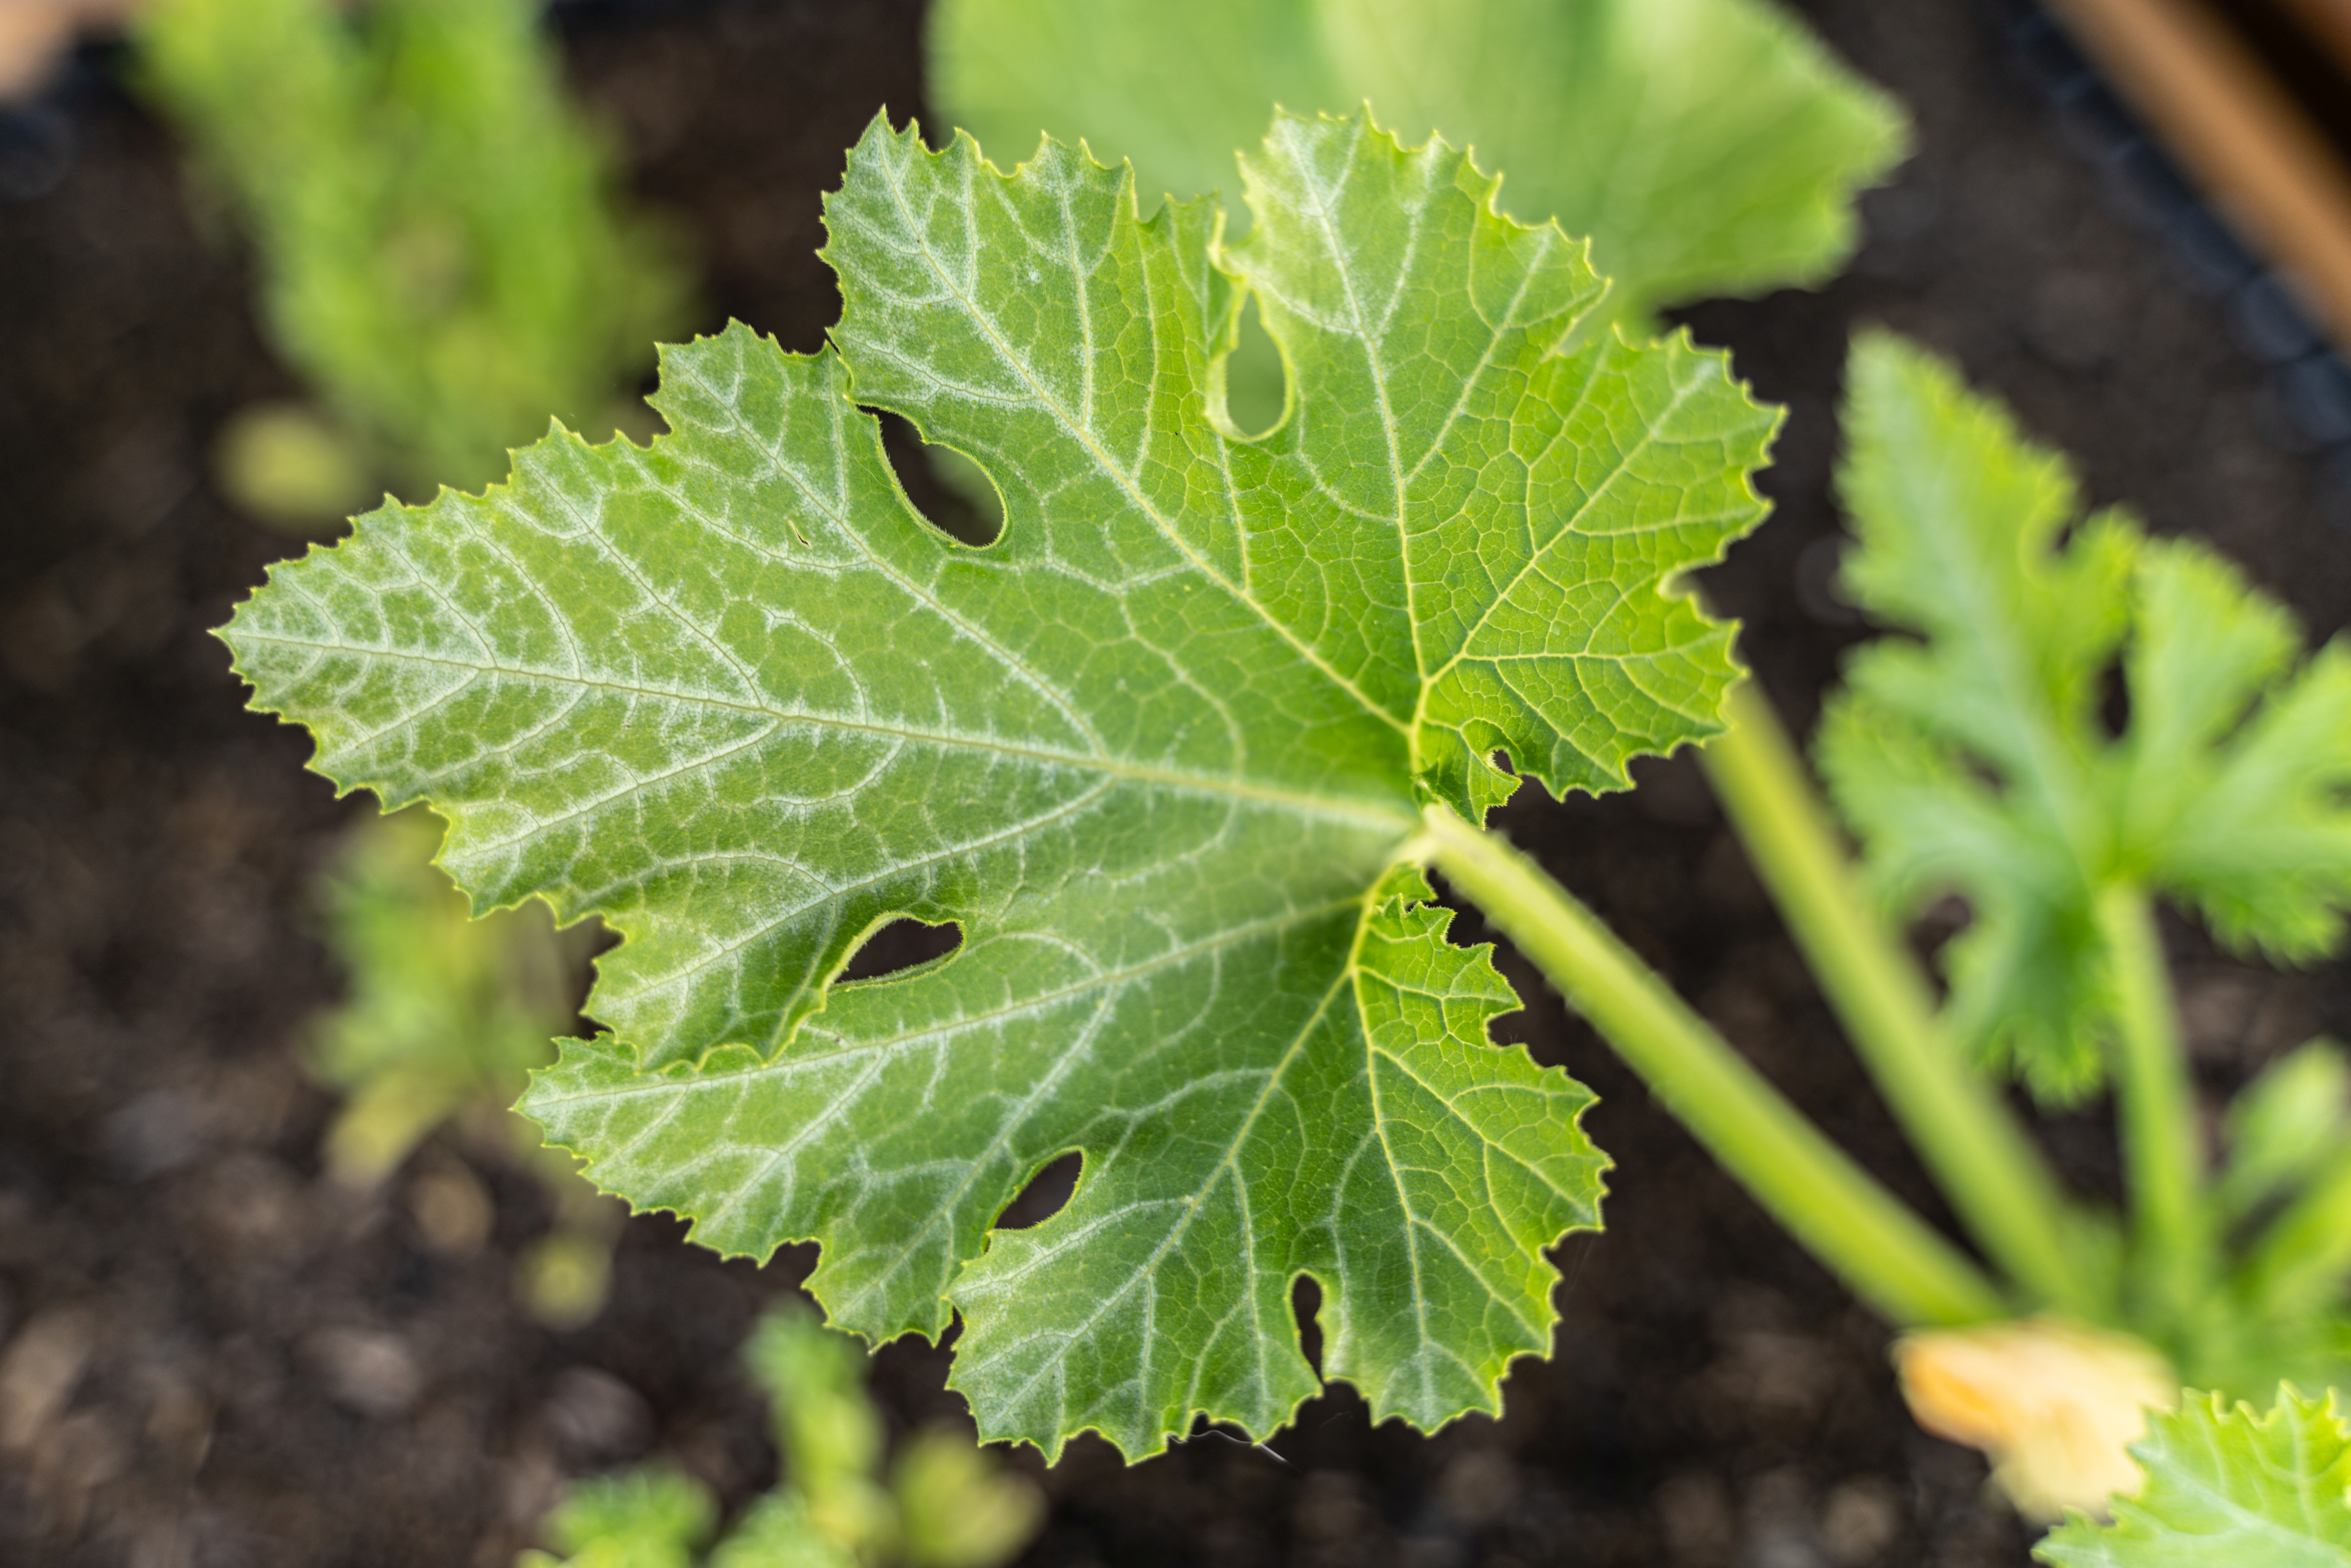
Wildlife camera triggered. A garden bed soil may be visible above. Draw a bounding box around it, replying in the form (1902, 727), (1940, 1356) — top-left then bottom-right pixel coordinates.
(3, 1), (2348, 1564)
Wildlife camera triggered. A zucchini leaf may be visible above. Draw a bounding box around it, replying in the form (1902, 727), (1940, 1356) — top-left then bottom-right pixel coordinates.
(928, 0), (1908, 326)
(1821, 334), (2351, 1103)
(222, 111), (1776, 1458)
(2035, 1385), (2351, 1566)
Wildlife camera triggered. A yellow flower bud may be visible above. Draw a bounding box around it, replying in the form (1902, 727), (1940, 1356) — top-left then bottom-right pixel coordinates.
(1894, 1318), (2176, 1520)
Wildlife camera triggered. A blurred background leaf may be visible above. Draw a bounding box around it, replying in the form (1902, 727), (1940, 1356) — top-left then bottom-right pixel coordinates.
(930, 0), (1907, 327)
(138, 0), (692, 514)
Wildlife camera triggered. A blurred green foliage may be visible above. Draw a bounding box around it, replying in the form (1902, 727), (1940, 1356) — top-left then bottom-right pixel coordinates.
(928, 0), (1904, 447)
(311, 805), (619, 1326)
(523, 1304), (1042, 1568)
(139, 0), (690, 511)
(530, 1469), (715, 1568)
(309, 805), (587, 1184)
(930, 0), (1907, 328)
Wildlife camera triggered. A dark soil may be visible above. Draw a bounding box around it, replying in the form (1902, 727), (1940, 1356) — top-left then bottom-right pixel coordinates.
(2, 2), (2346, 1565)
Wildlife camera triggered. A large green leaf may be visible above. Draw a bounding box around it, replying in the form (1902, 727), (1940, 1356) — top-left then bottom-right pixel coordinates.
(223, 111), (1774, 1457)
(1820, 334), (2351, 1103)
(2035, 1385), (2351, 1566)
(929, 0), (1907, 326)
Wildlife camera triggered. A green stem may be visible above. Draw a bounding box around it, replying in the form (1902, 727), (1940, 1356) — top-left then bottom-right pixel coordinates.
(2242, 1145), (2351, 1315)
(1701, 682), (2094, 1315)
(1422, 803), (2007, 1328)
(2095, 883), (2206, 1317)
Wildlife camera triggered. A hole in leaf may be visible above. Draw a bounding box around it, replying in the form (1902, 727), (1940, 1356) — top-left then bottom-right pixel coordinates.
(1221, 295), (1288, 438)
(874, 409), (1002, 545)
(1291, 1274), (1324, 1378)
(993, 1151), (1081, 1230)
(838, 916), (963, 983)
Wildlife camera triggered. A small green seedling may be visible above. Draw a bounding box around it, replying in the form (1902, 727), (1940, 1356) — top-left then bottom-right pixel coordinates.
(523, 1469), (712, 1568)
(522, 1302), (1041, 1568)
(221, 99), (2351, 1555)
(138, 0), (689, 521)
(310, 805), (586, 1184)
(310, 805), (619, 1327)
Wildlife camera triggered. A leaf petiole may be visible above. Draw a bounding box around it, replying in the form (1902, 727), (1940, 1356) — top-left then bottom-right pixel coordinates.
(2095, 882), (2209, 1325)
(1701, 682), (2100, 1318)
(1420, 802), (2008, 1328)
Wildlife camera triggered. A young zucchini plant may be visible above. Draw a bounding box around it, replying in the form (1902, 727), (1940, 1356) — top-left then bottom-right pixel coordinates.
(523, 1302), (1040, 1568)
(1693, 336), (2351, 1556)
(219, 107), (2351, 1556)
(138, 0), (689, 522)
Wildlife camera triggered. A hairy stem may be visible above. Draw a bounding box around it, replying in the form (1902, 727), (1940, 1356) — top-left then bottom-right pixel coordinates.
(1422, 804), (2007, 1328)
(2095, 884), (2206, 1319)
(1701, 682), (2095, 1315)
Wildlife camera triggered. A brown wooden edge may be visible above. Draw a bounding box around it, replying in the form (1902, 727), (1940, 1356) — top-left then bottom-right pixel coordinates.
(2045, 0), (2351, 347)
(2270, 0), (2351, 84)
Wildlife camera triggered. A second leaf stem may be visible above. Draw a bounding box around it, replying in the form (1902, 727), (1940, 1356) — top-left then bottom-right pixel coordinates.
(1701, 684), (2096, 1318)
(2095, 882), (2207, 1323)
